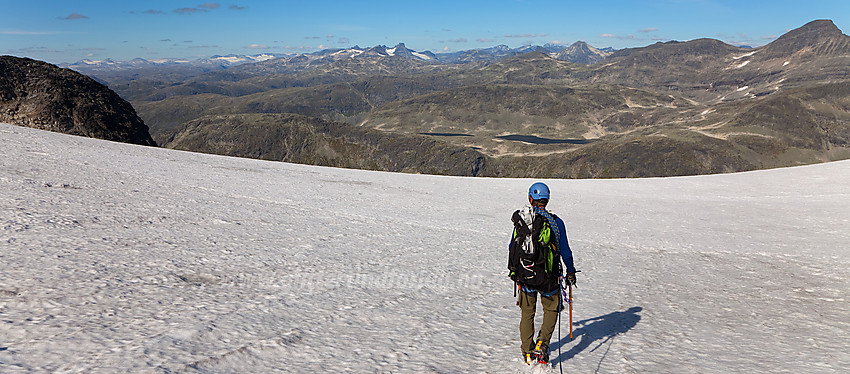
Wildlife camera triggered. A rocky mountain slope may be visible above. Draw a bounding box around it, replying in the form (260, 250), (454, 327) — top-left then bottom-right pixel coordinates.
(165, 113), (493, 176)
(0, 56), (156, 146)
(79, 19), (850, 177)
(364, 20), (850, 176)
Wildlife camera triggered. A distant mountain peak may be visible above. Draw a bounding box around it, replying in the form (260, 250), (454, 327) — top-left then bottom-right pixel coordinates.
(760, 19), (849, 59)
(775, 19), (843, 44)
(354, 43), (435, 61)
(554, 40), (611, 64)
(389, 43), (414, 57)
(800, 19), (842, 34)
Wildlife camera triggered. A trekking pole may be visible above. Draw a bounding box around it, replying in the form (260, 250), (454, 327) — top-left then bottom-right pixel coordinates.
(558, 304), (563, 374)
(558, 275), (564, 374)
(569, 283), (573, 340)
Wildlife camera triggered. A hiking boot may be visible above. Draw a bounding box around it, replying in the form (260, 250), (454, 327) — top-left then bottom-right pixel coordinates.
(533, 340), (550, 364)
(536, 351), (550, 364)
(524, 352), (534, 365)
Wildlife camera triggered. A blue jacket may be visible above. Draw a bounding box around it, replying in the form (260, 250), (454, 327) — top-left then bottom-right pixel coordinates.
(554, 214), (577, 274)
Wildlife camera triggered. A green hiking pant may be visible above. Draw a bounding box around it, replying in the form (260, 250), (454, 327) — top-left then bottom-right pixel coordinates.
(518, 289), (561, 354)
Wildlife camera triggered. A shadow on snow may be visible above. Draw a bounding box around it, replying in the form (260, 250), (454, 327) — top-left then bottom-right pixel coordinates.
(550, 306), (642, 368)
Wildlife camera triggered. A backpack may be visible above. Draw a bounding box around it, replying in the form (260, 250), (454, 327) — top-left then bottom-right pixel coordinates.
(508, 206), (562, 290)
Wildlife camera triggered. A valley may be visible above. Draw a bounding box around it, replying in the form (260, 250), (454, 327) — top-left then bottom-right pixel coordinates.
(31, 20), (850, 178)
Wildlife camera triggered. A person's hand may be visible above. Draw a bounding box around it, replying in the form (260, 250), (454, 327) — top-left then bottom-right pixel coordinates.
(565, 272), (577, 286)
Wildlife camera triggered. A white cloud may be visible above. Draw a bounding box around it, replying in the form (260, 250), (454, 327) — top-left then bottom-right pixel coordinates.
(133, 9), (165, 15)
(174, 4), (222, 15)
(640, 27), (659, 33)
(60, 13), (88, 20)
(281, 45), (320, 51)
(1, 30), (61, 35)
(504, 33), (548, 38)
(244, 44), (269, 49)
(8, 46), (64, 53)
(601, 33), (637, 40)
(174, 8), (204, 14)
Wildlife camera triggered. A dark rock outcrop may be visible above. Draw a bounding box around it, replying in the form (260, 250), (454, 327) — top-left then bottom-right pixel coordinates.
(0, 56), (156, 146)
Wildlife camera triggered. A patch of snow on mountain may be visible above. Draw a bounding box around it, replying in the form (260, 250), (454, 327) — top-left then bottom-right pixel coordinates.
(732, 50), (758, 59)
(250, 54), (277, 62)
(79, 59), (117, 66)
(149, 58), (190, 64)
(412, 52), (432, 60)
(736, 60), (751, 68)
(213, 56), (247, 63)
(333, 48), (363, 56)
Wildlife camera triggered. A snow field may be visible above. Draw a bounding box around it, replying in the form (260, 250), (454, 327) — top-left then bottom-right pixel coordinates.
(1, 122), (849, 373)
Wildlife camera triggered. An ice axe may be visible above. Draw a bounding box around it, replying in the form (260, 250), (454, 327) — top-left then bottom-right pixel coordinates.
(562, 270), (580, 340)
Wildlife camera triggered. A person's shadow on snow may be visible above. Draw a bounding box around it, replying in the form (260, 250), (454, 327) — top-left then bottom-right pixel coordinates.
(550, 306), (642, 366)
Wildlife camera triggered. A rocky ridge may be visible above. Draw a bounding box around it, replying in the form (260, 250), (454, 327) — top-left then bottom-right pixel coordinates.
(0, 56), (156, 146)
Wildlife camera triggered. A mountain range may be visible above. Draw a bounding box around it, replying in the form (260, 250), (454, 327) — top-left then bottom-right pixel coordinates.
(61, 44), (440, 73)
(11, 19), (850, 178)
(62, 41), (611, 74)
(62, 53), (285, 73)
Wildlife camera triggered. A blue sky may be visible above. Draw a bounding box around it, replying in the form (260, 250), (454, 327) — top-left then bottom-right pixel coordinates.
(2, 0), (849, 63)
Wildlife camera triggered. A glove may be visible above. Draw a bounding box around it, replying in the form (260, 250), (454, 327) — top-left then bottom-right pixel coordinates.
(565, 272), (577, 286)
